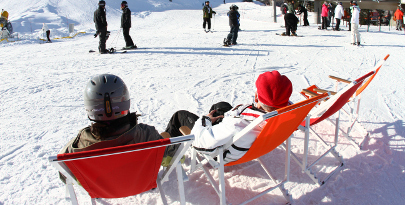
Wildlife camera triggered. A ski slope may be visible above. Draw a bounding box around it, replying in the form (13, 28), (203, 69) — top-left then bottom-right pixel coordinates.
(1, 0), (405, 204)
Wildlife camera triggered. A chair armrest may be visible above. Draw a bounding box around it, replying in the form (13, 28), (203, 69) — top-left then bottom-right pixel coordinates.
(329, 75), (351, 84)
(160, 132), (171, 139)
(302, 89), (319, 97)
(313, 88), (337, 95)
(179, 126), (191, 136)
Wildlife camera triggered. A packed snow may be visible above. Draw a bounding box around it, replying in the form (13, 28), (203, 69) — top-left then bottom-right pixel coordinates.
(1, 0), (405, 204)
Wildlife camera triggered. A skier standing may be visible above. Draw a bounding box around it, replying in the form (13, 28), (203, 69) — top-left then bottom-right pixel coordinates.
(121, 1), (136, 49)
(350, 1), (361, 45)
(334, 2), (344, 31)
(394, 6), (403, 31)
(321, 2), (329, 29)
(282, 1), (298, 36)
(224, 4), (240, 46)
(42, 23), (51, 43)
(202, 1), (216, 33)
(297, 4), (309, 26)
(94, 0), (108, 54)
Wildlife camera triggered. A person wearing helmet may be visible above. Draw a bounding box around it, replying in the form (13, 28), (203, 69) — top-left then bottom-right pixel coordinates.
(223, 4), (240, 46)
(163, 71), (293, 164)
(202, 1), (216, 33)
(94, 0), (108, 53)
(59, 74), (172, 161)
(121, 1), (136, 49)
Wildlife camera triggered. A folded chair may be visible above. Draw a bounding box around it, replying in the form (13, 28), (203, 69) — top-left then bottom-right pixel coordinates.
(293, 71), (377, 186)
(180, 93), (328, 205)
(49, 134), (194, 205)
(327, 54), (390, 149)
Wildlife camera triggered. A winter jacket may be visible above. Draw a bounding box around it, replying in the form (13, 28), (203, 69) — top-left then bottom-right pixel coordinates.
(121, 7), (131, 28)
(321, 4), (329, 17)
(287, 3), (295, 14)
(203, 5), (216, 18)
(394, 9), (404, 21)
(191, 104), (268, 164)
(297, 6), (308, 17)
(59, 113), (165, 155)
(334, 5), (344, 19)
(42, 23), (49, 31)
(351, 6), (360, 24)
(94, 6), (107, 32)
(228, 9), (240, 27)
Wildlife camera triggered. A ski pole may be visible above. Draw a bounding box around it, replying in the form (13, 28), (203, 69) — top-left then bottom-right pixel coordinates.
(213, 14), (215, 31)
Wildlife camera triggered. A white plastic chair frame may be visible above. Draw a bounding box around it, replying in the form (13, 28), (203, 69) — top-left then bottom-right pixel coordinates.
(189, 110), (302, 205)
(330, 54), (389, 149)
(49, 135), (194, 205)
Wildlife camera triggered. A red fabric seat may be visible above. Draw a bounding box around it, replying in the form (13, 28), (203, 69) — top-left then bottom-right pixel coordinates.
(57, 139), (170, 199)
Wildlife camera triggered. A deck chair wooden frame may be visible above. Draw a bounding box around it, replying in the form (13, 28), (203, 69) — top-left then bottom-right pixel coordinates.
(328, 54), (390, 149)
(49, 135), (194, 205)
(181, 93), (328, 205)
(293, 71), (377, 186)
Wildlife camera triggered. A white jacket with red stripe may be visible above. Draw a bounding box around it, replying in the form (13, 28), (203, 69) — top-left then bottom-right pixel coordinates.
(191, 104), (267, 164)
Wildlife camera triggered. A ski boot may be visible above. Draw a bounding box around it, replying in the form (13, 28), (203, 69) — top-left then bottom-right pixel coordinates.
(223, 38), (231, 46)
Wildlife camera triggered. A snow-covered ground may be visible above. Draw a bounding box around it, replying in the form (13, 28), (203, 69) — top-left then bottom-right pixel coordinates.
(1, 0), (405, 204)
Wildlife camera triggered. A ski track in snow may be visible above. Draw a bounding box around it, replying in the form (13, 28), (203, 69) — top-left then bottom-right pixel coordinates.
(1, 1), (405, 204)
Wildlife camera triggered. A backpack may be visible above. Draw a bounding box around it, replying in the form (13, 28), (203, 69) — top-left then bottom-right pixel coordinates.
(281, 4), (287, 15)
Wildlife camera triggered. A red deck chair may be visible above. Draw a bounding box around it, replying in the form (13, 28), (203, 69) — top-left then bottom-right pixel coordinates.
(49, 135), (194, 205)
(328, 54), (390, 149)
(293, 71), (377, 186)
(182, 93), (328, 205)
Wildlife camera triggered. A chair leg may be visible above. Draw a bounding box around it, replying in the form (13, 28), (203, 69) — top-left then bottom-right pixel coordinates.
(217, 147), (227, 205)
(156, 178), (169, 205)
(66, 183), (78, 205)
(176, 162), (186, 205)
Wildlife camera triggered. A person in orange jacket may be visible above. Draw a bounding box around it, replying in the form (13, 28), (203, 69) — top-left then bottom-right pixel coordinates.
(394, 6), (403, 31)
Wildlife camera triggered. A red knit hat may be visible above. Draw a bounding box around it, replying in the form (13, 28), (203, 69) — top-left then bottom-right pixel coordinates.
(255, 71), (292, 108)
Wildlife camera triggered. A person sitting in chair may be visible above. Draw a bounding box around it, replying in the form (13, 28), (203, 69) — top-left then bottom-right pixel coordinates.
(164, 71), (293, 164)
(59, 74), (174, 160)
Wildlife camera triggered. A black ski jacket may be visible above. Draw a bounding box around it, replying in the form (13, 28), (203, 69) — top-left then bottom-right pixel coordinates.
(121, 7), (131, 28)
(94, 6), (107, 32)
(228, 10), (240, 27)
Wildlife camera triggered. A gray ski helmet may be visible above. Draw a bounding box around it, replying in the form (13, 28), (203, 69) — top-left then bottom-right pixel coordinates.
(99, 0), (105, 6)
(84, 74), (130, 121)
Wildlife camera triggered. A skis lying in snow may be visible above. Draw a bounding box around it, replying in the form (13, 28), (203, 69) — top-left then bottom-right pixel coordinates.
(89, 48), (127, 54)
(275, 33), (303, 37)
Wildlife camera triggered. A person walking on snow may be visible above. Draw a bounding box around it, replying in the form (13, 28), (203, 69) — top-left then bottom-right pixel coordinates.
(350, 1), (361, 45)
(121, 1), (136, 49)
(42, 23), (51, 43)
(394, 6), (403, 31)
(94, 0), (108, 53)
(202, 1), (216, 33)
(224, 4), (240, 46)
(163, 71), (293, 164)
(321, 2), (329, 29)
(334, 2), (344, 31)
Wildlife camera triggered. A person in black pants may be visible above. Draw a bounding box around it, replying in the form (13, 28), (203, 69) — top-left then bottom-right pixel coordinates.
(297, 5), (309, 26)
(94, 0), (108, 53)
(224, 4), (240, 45)
(283, 13), (298, 36)
(121, 1), (136, 49)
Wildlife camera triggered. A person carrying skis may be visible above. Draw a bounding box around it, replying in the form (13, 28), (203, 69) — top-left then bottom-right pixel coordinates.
(202, 1), (216, 33)
(42, 23), (51, 43)
(121, 1), (136, 49)
(334, 2), (344, 31)
(163, 71), (293, 164)
(59, 74), (178, 166)
(350, 1), (361, 45)
(297, 4), (309, 26)
(224, 4), (240, 46)
(394, 6), (403, 31)
(94, 0), (108, 54)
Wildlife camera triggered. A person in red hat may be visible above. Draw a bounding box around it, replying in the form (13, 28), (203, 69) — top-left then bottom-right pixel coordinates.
(164, 71), (292, 164)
